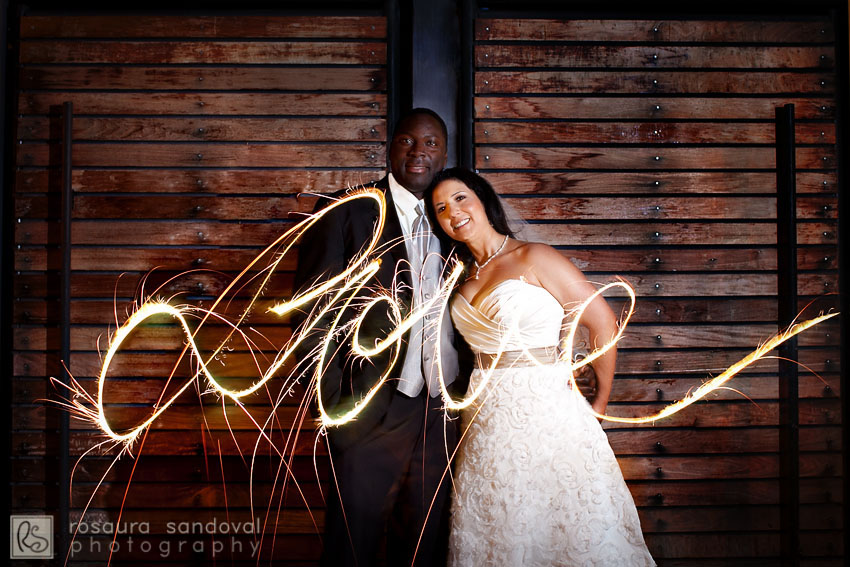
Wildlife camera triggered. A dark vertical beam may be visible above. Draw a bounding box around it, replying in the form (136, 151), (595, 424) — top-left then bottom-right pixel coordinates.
(460, 0), (475, 170)
(411, 0), (460, 165)
(2, 0), (19, 548)
(775, 103), (799, 567)
(833, 3), (849, 558)
(384, 0), (401, 134)
(60, 100), (73, 561)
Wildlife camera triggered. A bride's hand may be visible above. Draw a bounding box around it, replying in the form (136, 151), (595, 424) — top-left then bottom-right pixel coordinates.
(572, 363), (597, 402)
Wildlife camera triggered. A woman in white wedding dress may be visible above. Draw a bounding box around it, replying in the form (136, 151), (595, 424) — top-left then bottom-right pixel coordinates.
(426, 168), (655, 566)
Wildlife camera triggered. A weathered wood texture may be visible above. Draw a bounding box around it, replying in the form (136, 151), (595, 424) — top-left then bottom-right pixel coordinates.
(473, 15), (841, 564)
(12, 13), (388, 566)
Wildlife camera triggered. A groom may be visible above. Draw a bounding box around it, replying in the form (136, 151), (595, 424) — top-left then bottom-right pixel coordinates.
(293, 108), (463, 566)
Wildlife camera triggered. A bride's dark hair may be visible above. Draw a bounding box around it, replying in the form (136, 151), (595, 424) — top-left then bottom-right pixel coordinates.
(424, 167), (516, 267)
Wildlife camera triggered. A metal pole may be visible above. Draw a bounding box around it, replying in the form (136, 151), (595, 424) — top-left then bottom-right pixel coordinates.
(775, 103), (798, 567)
(60, 100), (73, 562)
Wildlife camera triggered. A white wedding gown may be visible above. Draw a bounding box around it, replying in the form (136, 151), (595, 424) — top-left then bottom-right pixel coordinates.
(447, 279), (655, 566)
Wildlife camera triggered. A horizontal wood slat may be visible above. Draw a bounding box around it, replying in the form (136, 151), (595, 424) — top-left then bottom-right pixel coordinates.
(19, 142), (385, 168)
(476, 96), (836, 120)
(20, 67), (387, 92)
(475, 19), (834, 43)
(18, 117), (387, 142)
(21, 16), (387, 39)
(476, 45), (834, 69)
(475, 121), (835, 144)
(476, 71), (834, 94)
(16, 169), (384, 194)
(21, 41), (386, 65)
(474, 146), (835, 170)
(481, 172), (837, 195)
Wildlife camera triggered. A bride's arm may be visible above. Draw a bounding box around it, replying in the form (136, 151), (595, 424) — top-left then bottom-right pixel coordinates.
(525, 243), (619, 415)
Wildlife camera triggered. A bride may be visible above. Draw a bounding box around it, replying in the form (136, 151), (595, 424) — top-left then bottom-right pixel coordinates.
(425, 168), (655, 566)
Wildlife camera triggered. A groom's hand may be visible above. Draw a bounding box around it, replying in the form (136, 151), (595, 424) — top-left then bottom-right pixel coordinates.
(573, 362), (597, 402)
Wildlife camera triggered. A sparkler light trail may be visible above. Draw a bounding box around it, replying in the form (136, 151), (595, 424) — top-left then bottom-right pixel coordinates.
(81, 186), (837, 441)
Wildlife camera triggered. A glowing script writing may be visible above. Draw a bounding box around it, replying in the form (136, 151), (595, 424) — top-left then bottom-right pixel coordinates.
(85, 186), (837, 443)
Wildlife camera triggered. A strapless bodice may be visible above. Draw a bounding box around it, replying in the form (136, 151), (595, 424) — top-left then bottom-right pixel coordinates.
(450, 278), (563, 354)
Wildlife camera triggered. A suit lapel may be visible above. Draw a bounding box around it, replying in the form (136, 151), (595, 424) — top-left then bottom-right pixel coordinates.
(372, 177), (413, 291)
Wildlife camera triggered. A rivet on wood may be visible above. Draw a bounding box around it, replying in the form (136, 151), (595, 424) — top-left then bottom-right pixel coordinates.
(370, 128), (377, 134)
(823, 257), (830, 263)
(653, 27), (659, 33)
(370, 51), (375, 56)
(484, 80), (489, 85)
(197, 128), (204, 134)
(197, 231), (205, 240)
(196, 153), (203, 160)
(370, 77), (377, 83)
(654, 180), (660, 186)
(484, 155), (490, 161)
(369, 154), (376, 160)
(654, 156), (661, 161)
(655, 205), (661, 211)
(820, 55), (826, 60)
(820, 80), (826, 86)
(656, 335), (662, 341)
(655, 467), (663, 477)
(198, 101), (205, 107)
(654, 283), (661, 289)
(485, 105), (490, 110)
(825, 359), (831, 365)
(652, 54), (658, 60)
(652, 79), (658, 85)
(193, 205), (202, 213)
(823, 205), (830, 211)
(655, 360), (662, 366)
(655, 308), (661, 315)
(820, 132), (825, 137)
(822, 156), (828, 161)
(821, 106), (827, 111)
(485, 26), (490, 32)
(484, 130), (489, 135)
(196, 179), (203, 186)
(484, 53), (489, 58)
(823, 282), (829, 288)
(654, 104), (661, 111)
(198, 76), (204, 82)
(655, 441), (664, 450)
(824, 385), (832, 394)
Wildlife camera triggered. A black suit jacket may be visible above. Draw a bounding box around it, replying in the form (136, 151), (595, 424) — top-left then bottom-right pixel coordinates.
(293, 177), (430, 448)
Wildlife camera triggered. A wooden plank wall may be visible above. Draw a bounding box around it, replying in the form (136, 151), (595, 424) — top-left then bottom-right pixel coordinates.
(12, 14), (387, 565)
(473, 16), (842, 565)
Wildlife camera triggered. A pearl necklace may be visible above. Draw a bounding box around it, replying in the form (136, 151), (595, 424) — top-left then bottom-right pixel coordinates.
(473, 234), (509, 280)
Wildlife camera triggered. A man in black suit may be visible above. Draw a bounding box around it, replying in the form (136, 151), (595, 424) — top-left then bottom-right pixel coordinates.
(293, 108), (462, 566)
